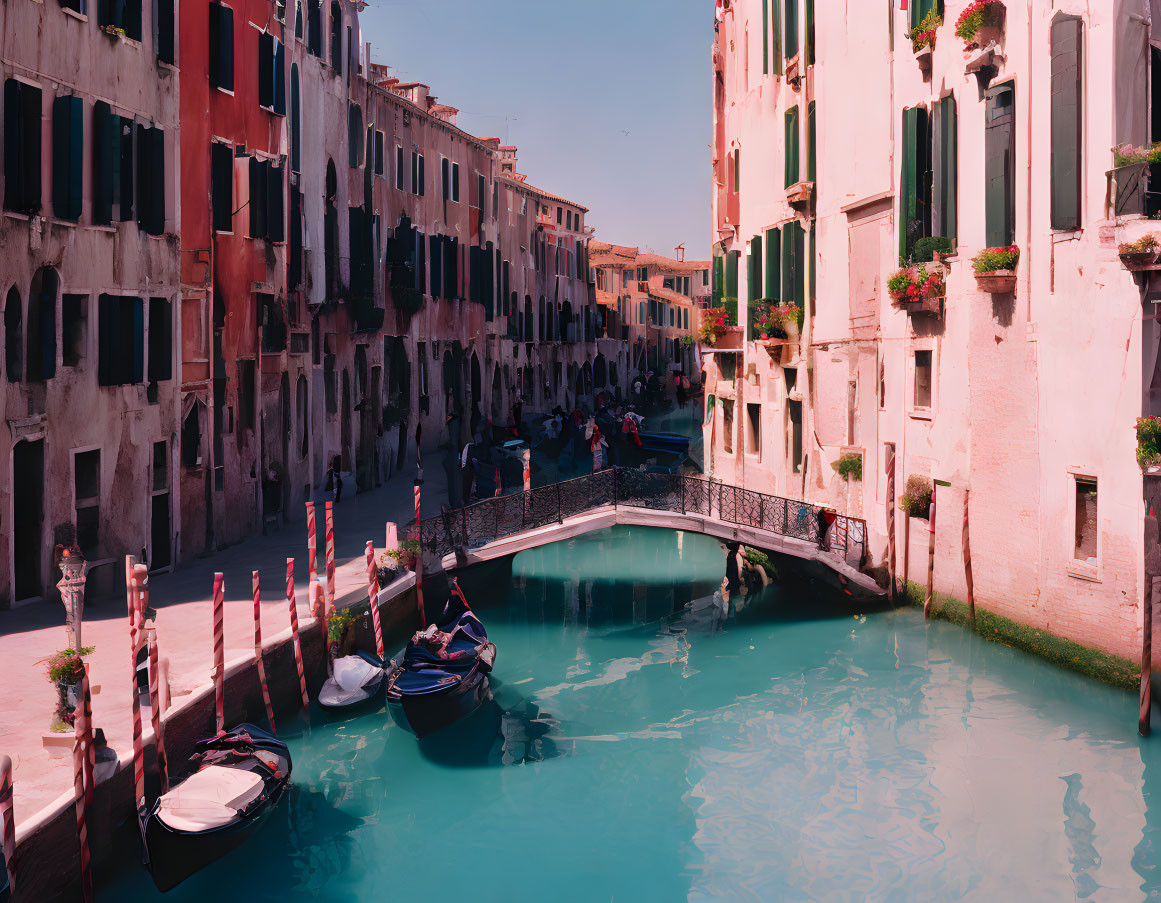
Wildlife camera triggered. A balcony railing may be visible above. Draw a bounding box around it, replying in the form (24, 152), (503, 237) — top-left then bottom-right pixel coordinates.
(1106, 161), (1161, 219)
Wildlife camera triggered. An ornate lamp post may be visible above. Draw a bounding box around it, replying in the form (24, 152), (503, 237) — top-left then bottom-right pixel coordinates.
(56, 545), (88, 651)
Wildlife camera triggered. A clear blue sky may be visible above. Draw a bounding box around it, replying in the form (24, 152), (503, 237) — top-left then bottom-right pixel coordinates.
(359, 0), (711, 260)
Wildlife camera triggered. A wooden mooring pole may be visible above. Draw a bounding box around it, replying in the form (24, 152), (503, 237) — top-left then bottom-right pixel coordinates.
(886, 449), (896, 601)
(1142, 508), (1159, 736)
(963, 488), (976, 627)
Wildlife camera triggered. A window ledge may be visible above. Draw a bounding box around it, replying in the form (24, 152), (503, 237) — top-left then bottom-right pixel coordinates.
(90, 224), (117, 232)
(3, 212), (31, 223)
(215, 87), (236, 97)
(1051, 229), (1083, 242)
(48, 218), (79, 228)
(61, 7), (88, 21)
(1066, 563), (1101, 583)
(908, 408), (933, 422)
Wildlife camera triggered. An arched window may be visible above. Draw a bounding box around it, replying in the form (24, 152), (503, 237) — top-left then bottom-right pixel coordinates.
(5, 287), (22, 382)
(290, 64), (301, 174)
(330, 1), (342, 74)
(296, 374), (308, 458)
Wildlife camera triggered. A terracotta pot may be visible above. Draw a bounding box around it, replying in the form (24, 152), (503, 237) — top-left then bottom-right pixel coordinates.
(975, 270), (1017, 294)
(1120, 251), (1158, 272)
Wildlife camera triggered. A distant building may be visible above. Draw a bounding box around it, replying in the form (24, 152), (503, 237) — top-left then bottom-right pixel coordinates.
(708, 0), (1155, 662)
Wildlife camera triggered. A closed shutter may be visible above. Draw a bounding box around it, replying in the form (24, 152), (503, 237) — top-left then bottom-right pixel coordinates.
(249, 157), (266, 239)
(53, 95), (83, 221)
(290, 65), (301, 171)
(97, 294), (117, 386)
(712, 255), (724, 304)
(156, 0), (175, 64)
(258, 33), (274, 109)
(725, 249), (739, 300)
(267, 161), (283, 242)
(137, 125), (164, 236)
(750, 236), (763, 301)
(210, 3), (234, 92)
(4, 80), (42, 215)
(289, 187), (302, 286)
(419, 154), (425, 197)
(984, 83), (1016, 247)
(211, 142), (233, 232)
(762, 0), (769, 74)
(782, 222), (805, 308)
(785, 0), (799, 60)
(765, 227), (780, 300)
(784, 106), (799, 187)
(770, 0), (782, 75)
(900, 106), (918, 260)
(804, 0), (814, 65)
(418, 231), (428, 295)
(1050, 16), (1082, 231)
(274, 40), (286, 116)
(130, 297), (144, 384)
(932, 94), (957, 249)
(92, 102), (114, 224)
(119, 117), (134, 221)
(429, 235), (443, 298)
(806, 100), (816, 183)
(148, 298), (172, 382)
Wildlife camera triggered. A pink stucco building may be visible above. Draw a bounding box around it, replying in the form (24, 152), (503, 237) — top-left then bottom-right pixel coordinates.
(707, 0), (1159, 662)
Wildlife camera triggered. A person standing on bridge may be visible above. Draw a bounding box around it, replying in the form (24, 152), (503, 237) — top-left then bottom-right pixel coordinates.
(461, 436), (478, 505)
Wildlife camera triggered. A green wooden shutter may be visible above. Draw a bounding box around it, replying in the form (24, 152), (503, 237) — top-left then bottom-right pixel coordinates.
(808, 223), (816, 309)
(1050, 16), (1082, 231)
(765, 227), (781, 300)
(762, 0), (769, 74)
(726, 250), (739, 300)
(750, 236), (763, 302)
(92, 102), (113, 224)
(733, 148), (741, 193)
(900, 106), (918, 261)
(806, 100), (816, 183)
(985, 83), (1015, 247)
(911, 0), (942, 30)
(713, 255), (724, 305)
(130, 297), (145, 384)
(118, 117), (134, 222)
(785, 0), (799, 60)
(274, 40), (286, 116)
(53, 96), (82, 221)
(784, 106), (800, 188)
(932, 94), (957, 250)
(804, 0), (814, 65)
(267, 161), (284, 242)
(771, 0), (782, 75)
(781, 223), (795, 307)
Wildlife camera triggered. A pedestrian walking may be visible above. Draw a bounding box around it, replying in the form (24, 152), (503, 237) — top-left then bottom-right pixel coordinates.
(327, 455), (343, 503)
(460, 437), (477, 504)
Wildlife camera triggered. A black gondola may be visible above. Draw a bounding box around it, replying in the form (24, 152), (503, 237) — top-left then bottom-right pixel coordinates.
(386, 580), (497, 738)
(0, 850), (9, 903)
(318, 650), (394, 712)
(144, 723), (291, 892)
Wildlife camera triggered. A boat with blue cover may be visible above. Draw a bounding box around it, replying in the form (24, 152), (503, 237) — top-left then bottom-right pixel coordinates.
(386, 579), (497, 738)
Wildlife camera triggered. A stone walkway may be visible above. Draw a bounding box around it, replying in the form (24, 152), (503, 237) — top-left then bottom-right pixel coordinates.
(0, 455), (451, 824)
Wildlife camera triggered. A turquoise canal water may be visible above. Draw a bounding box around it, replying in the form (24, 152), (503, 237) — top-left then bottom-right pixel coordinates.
(105, 526), (1161, 901)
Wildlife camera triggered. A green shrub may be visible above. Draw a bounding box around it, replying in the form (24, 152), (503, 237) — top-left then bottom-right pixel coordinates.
(1120, 234), (1159, 256)
(910, 236), (954, 263)
(834, 453), (863, 481)
(971, 246), (1020, 274)
(899, 474), (933, 519)
(1138, 416), (1161, 469)
(47, 647), (94, 684)
(327, 609), (357, 646)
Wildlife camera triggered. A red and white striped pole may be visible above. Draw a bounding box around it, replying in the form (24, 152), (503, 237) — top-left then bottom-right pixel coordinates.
(325, 501), (336, 611)
(413, 480), (422, 539)
(72, 670), (94, 903)
(306, 501), (318, 585)
(523, 449), (531, 494)
(286, 558), (310, 710)
(494, 465), (501, 499)
(146, 625), (168, 794)
(126, 559), (147, 838)
(212, 572), (225, 735)
(252, 571), (276, 732)
(310, 577), (325, 623)
(1, 754), (15, 899)
(365, 542), (385, 658)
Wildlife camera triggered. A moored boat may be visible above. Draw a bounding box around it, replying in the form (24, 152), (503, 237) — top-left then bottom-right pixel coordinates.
(386, 581), (497, 738)
(144, 723), (291, 892)
(318, 650), (394, 712)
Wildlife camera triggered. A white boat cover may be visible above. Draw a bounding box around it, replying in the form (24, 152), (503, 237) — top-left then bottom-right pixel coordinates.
(333, 655), (379, 692)
(155, 765), (264, 832)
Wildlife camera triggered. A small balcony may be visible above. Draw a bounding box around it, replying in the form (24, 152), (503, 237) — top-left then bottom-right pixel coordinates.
(785, 181), (814, 211)
(1106, 161), (1161, 220)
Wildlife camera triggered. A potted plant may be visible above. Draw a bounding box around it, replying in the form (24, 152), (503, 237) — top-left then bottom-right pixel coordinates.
(375, 549), (404, 585)
(1138, 416), (1161, 471)
(971, 245), (1020, 293)
(697, 306), (729, 347)
(47, 646), (94, 732)
(956, 0), (1005, 50)
(327, 609), (357, 660)
(833, 453), (863, 482)
(752, 301), (802, 342)
(888, 264), (945, 313)
(395, 538), (422, 571)
(907, 8), (941, 68)
(898, 475), (933, 520)
(1120, 234), (1159, 271)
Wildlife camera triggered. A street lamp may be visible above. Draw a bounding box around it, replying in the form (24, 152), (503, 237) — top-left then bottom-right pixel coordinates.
(56, 545), (88, 651)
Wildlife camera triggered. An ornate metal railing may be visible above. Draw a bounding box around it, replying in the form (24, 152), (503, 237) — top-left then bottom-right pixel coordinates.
(418, 468), (867, 572)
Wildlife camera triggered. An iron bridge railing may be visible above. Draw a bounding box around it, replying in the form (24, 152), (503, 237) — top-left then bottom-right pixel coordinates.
(418, 468), (867, 572)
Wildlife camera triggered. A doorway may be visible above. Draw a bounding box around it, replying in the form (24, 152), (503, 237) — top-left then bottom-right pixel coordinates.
(13, 439), (44, 601)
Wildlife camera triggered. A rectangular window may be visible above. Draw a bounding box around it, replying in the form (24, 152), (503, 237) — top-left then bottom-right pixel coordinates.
(4, 80), (42, 215)
(99, 0), (142, 41)
(770, 0), (782, 75)
(746, 403), (761, 458)
(441, 156), (450, 197)
(374, 130), (384, 175)
(452, 162), (461, 201)
(135, 123), (165, 235)
(258, 34), (286, 115)
(211, 141), (233, 232)
(247, 157), (283, 241)
(762, 0), (769, 74)
(156, 0), (176, 64)
(148, 297), (172, 381)
(804, 0), (814, 64)
(1051, 17), (1083, 231)
(411, 151), (424, 195)
(806, 100), (816, 183)
(914, 349), (932, 409)
(74, 449), (101, 559)
(785, 0), (799, 60)
(97, 294), (144, 386)
(238, 359), (256, 431)
(396, 145), (404, 190)
(1073, 477), (1098, 564)
(985, 82), (1016, 248)
(784, 106), (799, 187)
(899, 104), (931, 260)
(92, 103), (134, 225)
(748, 235), (763, 302)
(781, 221), (805, 308)
(789, 399), (803, 472)
(478, 174), (487, 217)
(733, 148), (741, 193)
(52, 95), (83, 222)
(910, 0), (943, 30)
(765, 227), (781, 300)
(209, 2), (235, 92)
(62, 294), (87, 367)
(726, 250), (740, 299)
(722, 398), (735, 454)
(932, 94), (958, 251)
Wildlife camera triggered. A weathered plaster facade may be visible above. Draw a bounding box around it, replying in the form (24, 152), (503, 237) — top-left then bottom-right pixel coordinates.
(708, 0), (1157, 661)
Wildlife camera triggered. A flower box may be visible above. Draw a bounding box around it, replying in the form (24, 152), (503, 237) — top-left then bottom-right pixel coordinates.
(888, 264), (945, 316)
(913, 44), (934, 70)
(713, 327), (744, 352)
(975, 270), (1017, 293)
(1121, 251), (1158, 272)
(892, 295), (944, 315)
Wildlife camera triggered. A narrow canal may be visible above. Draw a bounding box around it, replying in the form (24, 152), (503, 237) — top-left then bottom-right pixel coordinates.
(104, 526), (1161, 901)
